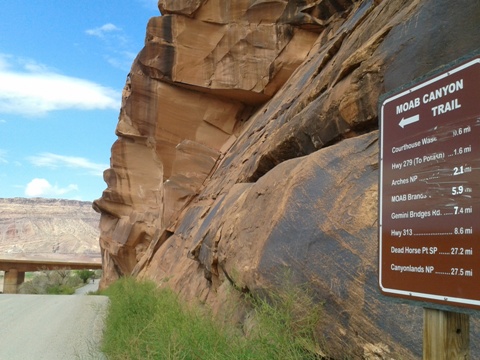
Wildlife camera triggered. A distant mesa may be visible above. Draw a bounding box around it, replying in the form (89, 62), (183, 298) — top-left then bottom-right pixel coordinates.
(0, 197), (100, 256)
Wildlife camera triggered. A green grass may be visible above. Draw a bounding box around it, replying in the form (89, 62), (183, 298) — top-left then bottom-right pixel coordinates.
(100, 277), (325, 360)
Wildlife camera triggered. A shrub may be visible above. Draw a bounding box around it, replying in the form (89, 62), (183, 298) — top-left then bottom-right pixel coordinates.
(46, 284), (76, 295)
(18, 269), (83, 294)
(76, 269), (96, 283)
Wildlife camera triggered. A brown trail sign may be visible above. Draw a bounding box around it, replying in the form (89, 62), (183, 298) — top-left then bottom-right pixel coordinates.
(379, 56), (480, 309)
(379, 55), (480, 359)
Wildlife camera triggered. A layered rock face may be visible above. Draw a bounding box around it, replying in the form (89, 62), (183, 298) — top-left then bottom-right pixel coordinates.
(0, 198), (100, 255)
(94, 0), (480, 358)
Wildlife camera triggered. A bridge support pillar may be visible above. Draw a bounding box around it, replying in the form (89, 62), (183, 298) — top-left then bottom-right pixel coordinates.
(4, 269), (25, 294)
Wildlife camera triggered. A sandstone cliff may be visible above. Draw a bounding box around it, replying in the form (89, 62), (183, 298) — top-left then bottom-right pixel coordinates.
(0, 198), (100, 255)
(94, 0), (480, 358)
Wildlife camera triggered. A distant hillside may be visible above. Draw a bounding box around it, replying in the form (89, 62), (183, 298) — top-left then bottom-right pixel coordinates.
(0, 198), (100, 255)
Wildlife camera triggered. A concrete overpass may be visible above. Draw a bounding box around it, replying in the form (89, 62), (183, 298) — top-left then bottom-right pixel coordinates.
(0, 253), (102, 294)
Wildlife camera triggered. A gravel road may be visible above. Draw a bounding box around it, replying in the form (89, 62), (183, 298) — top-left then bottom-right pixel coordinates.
(0, 292), (109, 359)
(75, 281), (100, 295)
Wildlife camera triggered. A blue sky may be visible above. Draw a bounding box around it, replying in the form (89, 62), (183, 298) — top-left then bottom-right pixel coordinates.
(0, 0), (159, 201)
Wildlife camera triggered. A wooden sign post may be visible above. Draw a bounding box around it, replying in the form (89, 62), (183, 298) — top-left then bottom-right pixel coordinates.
(423, 309), (469, 359)
(379, 55), (480, 358)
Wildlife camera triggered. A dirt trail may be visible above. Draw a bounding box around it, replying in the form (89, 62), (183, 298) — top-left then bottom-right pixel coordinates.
(0, 293), (108, 359)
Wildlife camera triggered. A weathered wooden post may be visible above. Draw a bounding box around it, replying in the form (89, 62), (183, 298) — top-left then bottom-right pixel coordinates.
(379, 54), (480, 359)
(423, 309), (469, 359)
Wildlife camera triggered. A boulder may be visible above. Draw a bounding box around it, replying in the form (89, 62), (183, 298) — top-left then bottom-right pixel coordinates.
(94, 0), (480, 358)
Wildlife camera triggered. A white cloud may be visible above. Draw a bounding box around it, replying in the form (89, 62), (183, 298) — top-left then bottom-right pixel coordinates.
(0, 119), (6, 123)
(25, 178), (78, 197)
(28, 152), (108, 176)
(137, 0), (160, 11)
(85, 23), (121, 38)
(85, 23), (136, 72)
(0, 54), (12, 70)
(85, 23), (134, 71)
(0, 149), (8, 164)
(105, 51), (137, 71)
(0, 54), (120, 117)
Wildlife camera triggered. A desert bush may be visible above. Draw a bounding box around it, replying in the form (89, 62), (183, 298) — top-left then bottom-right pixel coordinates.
(18, 269), (83, 294)
(46, 284), (76, 295)
(75, 269), (96, 283)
